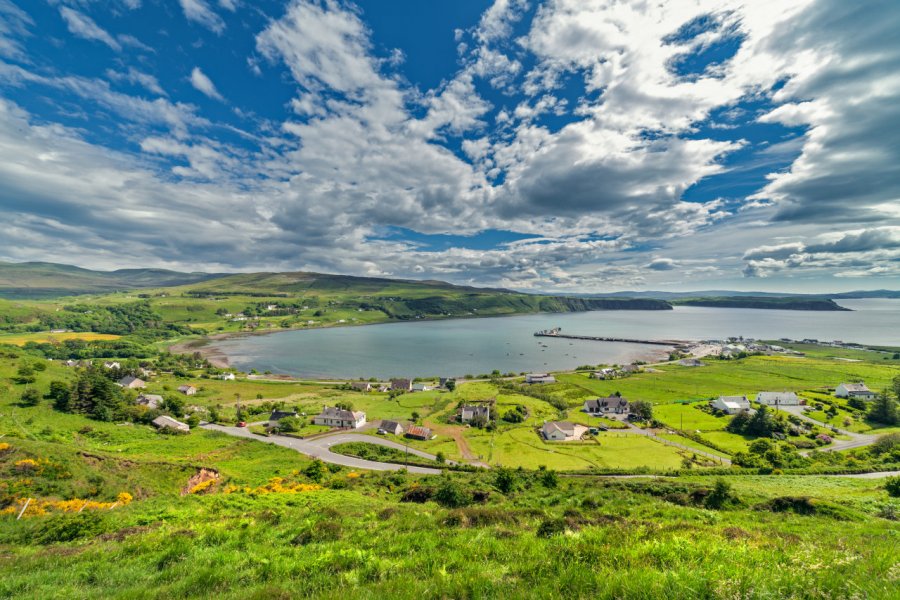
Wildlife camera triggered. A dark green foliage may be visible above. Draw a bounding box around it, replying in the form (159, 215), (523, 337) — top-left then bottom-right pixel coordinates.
(536, 517), (566, 538)
(20, 388), (41, 407)
(493, 467), (517, 494)
(59, 368), (128, 421)
(30, 513), (108, 545)
(303, 460), (326, 483)
(48, 381), (70, 411)
(867, 391), (899, 425)
(704, 479), (734, 509)
(884, 476), (900, 498)
(539, 468), (558, 488)
(434, 477), (472, 508)
(501, 405), (526, 423)
(630, 400), (653, 421)
(14, 364), (35, 384)
(728, 405), (782, 437)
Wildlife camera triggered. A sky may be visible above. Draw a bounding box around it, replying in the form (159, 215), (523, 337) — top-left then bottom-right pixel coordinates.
(1, 0), (899, 293)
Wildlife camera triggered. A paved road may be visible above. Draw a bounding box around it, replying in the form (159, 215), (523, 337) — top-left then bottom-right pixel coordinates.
(777, 405), (878, 453)
(201, 424), (443, 474)
(826, 470), (900, 479)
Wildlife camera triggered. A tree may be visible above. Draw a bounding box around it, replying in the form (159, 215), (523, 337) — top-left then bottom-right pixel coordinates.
(630, 400), (653, 421)
(411, 411), (420, 422)
(303, 459), (326, 483)
(186, 414), (200, 428)
(21, 388), (41, 407)
(539, 468), (558, 489)
(704, 479), (733, 509)
(885, 476), (900, 498)
(335, 401), (354, 411)
(163, 395), (186, 418)
(435, 451), (446, 464)
(48, 381), (70, 411)
(445, 379), (456, 392)
(14, 364), (36, 385)
(494, 467), (517, 494)
(868, 390), (899, 425)
(434, 477), (471, 508)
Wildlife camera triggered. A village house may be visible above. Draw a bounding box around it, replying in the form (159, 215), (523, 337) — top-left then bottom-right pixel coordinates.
(177, 385), (197, 396)
(411, 383), (433, 392)
(135, 394), (163, 409)
(541, 421), (588, 442)
(379, 420), (404, 435)
(220, 372), (236, 381)
(151, 415), (190, 433)
(313, 406), (366, 429)
(583, 397), (630, 415)
(459, 404), (491, 423)
(103, 361), (121, 370)
(756, 391), (801, 406)
(117, 375), (146, 389)
(390, 378), (413, 391)
(678, 358), (704, 367)
(405, 425), (432, 440)
(525, 373), (556, 384)
(835, 382), (876, 400)
(620, 364), (641, 374)
(711, 395), (751, 415)
(268, 409), (299, 429)
(351, 382), (373, 392)
(591, 368), (618, 380)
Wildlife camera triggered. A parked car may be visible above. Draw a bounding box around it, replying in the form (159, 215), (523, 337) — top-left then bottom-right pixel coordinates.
(237, 421), (247, 427)
(376, 428), (387, 435)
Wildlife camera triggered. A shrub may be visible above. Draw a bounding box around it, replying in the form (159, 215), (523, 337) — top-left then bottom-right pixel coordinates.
(885, 476), (900, 498)
(434, 477), (472, 508)
(704, 479), (734, 510)
(32, 513), (107, 544)
(536, 517), (566, 538)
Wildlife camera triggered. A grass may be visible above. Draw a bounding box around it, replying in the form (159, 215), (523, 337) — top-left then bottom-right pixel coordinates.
(0, 331), (121, 345)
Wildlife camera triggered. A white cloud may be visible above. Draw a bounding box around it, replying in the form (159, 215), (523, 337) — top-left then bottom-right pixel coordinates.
(59, 7), (121, 52)
(0, 0), (32, 61)
(106, 67), (166, 96)
(189, 67), (224, 102)
(179, 0), (225, 34)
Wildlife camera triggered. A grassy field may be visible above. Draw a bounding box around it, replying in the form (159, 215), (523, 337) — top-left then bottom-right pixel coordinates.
(0, 331), (121, 345)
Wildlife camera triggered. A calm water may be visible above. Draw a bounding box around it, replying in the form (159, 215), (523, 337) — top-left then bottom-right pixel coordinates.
(210, 299), (900, 379)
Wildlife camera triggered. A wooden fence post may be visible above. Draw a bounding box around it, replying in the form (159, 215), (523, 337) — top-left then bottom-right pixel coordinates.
(16, 498), (31, 520)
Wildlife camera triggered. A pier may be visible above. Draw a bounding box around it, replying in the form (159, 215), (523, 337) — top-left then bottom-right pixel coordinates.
(534, 329), (687, 347)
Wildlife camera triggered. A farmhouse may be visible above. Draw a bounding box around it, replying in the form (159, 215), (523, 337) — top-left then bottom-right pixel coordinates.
(220, 373), (235, 381)
(756, 391), (801, 406)
(525, 373), (556, 384)
(351, 382), (373, 392)
(117, 376), (146, 389)
(711, 395), (751, 415)
(379, 420), (404, 435)
(268, 410), (298, 428)
(135, 394), (163, 409)
(460, 404), (491, 423)
(411, 383), (433, 392)
(151, 415), (189, 433)
(177, 385), (197, 396)
(313, 406), (366, 429)
(541, 421), (588, 442)
(835, 382), (876, 400)
(679, 358), (704, 367)
(390, 378), (412, 391)
(405, 425), (432, 440)
(583, 397), (630, 415)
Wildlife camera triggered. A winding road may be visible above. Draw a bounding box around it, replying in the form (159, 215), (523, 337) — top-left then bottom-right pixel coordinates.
(777, 405), (879, 453)
(201, 424), (444, 474)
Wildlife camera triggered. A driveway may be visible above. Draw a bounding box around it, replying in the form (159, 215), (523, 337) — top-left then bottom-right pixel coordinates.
(776, 405), (879, 453)
(201, 424), (442, 474)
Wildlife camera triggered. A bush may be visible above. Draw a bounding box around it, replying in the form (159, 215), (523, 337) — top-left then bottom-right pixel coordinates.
(885, 476), (900, 498)
(434, 477), (472, 508)
(536, 517), (566, 538)
(20, 388), (41, 407)
(704, 479), (734, 510)
(31, 513), (107, 544)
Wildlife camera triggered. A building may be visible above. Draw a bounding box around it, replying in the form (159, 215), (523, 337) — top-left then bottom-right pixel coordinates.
(620, 364), (641, 374)
(151, 415), (189, 433)
(460, 404), (491, 423)
(583, 397), (630, 415)
(268, 409), (299, 428)
(541, 421), (588, 442)
(390, 378), (412, 391)
(351, 382), (372, 392)
(711, 395), (751, 415)
(405, 425), (432, 440)
(103, 361), (121, 370)
(177, 385), (197, 396)
(591, 368), (618, 380)
(835, 382), (876, 400)
(439, 377), (455, 388)
(525, 373), (556, 384)
(117, 376), (146, 389)
(411, 383), (433, 392)
(135, 394), (164, 409)
(220, 373), (236, 381)
(313, 406), (366, 429)
(379, 420), (404, 435)
(756, 391), (801, 406)
(678, 358), (704, 367)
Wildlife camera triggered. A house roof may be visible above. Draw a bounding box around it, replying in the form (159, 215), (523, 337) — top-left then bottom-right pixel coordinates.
(718, 395), (749, 403)
(542, 421), (577, 436)
(118, 376), (145, 386)
(269, 410), (298, 421)
(405, 425), (431, 438)
(757, 392), (799, 402)
(152, 415), (188, 430)
(840, 382), (872, 392)
(380, 419), (403, 432)
(317, 406), (365, 421)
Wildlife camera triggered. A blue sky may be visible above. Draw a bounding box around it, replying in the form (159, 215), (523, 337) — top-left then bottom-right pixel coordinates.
(0, 0), (899, 293)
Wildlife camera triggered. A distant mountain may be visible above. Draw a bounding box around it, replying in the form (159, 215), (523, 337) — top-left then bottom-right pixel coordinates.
(563, 289), (900, 300)
(0, 261), (224, 298)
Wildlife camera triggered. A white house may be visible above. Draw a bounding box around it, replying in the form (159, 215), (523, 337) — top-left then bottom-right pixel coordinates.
(103, 361), (121, 370)
(313, 406), (366, 429)
(711, 395), (751, 415)
(835, 382), (877, 399)
(411, 383), (433, 392)
(541, 421), (588, 441)
(220, 373), (236, 381)
(379, 420), (404, 435)
(526, 373), (556, 384)
(151, 415), (189, 433)
(117, 376), (146, 389)
(756, 391), (801, 406)
(583, 397), (630, 415)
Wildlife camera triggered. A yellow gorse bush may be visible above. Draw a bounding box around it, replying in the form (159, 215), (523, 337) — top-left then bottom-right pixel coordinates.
(1, 491), (132, 518)
(224, 477), (321, 495)
(189, 479), (216, 494)
(0, 442), (11, 453)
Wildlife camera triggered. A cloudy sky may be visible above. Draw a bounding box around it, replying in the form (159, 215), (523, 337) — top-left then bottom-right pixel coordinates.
(1, 0), (899, 292)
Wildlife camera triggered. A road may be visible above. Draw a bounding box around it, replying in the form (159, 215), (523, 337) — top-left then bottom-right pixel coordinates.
(623, 421), (732, 466)
(777, 405), (879, 453)
(201, 424), (443, 474)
